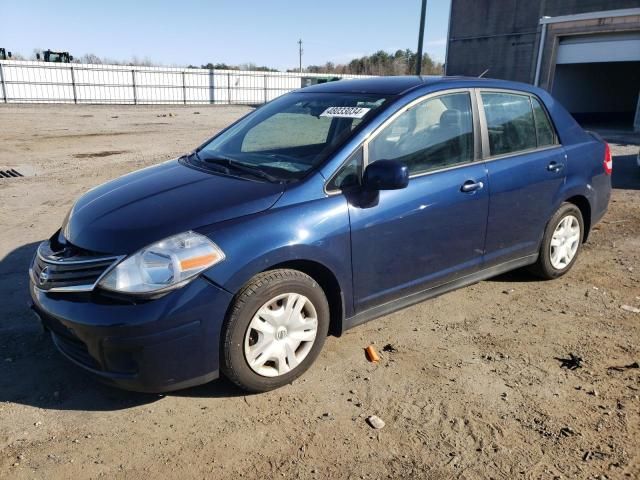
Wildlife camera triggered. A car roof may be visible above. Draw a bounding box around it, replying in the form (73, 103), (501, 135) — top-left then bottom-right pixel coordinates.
(298, 75), (540, 96)
(299, 76), (435, 95)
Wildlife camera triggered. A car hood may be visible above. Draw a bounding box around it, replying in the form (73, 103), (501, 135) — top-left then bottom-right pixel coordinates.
(62, 159), (284, 254)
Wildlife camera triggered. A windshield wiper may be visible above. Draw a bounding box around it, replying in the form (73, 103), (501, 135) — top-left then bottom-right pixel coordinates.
(201, 156), (280, 183)
(185, 151), (228, 175)
(187, 151), (234, 175)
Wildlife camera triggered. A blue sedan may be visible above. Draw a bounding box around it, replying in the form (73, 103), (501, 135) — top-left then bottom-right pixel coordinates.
(30, 76), (612, 392)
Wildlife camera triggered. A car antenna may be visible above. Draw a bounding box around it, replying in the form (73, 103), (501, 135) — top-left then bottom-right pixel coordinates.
(478, 69), (489, 78)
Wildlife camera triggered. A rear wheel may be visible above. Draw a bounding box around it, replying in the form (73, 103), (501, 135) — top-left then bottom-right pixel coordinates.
(530, 203), (584, 279)
(221, 269), (329, 392)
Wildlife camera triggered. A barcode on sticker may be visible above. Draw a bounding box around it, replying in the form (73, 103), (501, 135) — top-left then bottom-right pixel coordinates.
(320, 106), (371, 118)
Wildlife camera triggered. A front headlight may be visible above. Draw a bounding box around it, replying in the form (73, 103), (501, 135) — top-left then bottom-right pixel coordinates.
(99, 231), (225, 294)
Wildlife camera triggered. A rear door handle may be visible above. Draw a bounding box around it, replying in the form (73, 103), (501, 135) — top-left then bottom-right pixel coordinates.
(547, 161), (564, 172)
(461, 180), (484, 193)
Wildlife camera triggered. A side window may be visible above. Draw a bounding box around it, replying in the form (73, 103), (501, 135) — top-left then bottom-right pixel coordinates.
(531, 97), (556, 147)
(327, 147), (362, 191)
(368, 92), (474, 175)
(481, 92), (536, 156)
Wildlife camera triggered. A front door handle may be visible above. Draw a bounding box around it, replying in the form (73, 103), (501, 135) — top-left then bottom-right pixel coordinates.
(547, 161), (564, 172)
(461, 180), (484, 193)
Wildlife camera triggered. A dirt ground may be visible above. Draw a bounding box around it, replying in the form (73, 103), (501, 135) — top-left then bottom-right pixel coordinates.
(0, 105), (639, 480)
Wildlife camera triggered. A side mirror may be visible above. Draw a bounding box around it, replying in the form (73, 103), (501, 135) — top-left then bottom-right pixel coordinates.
(362, 160), (409, 190)
(36, 53), (41, 60)
(69, 55), (74, 61)
(7, 52), (11, 58)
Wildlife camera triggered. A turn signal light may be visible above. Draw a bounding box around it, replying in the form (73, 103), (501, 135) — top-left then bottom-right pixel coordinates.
(180, 253), (221, 271)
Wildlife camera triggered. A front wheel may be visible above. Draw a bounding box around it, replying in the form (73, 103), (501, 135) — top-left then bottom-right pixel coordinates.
(530, 203), (584, 279)
(221, 269), (329, 392)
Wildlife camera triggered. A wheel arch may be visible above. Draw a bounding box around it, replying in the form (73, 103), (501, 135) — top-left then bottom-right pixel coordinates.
(564, 194), (592, 242)
(263, 259), (345, 337)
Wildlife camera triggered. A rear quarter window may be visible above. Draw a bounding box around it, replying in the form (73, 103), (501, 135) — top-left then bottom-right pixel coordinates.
(531, 97), (556, 147)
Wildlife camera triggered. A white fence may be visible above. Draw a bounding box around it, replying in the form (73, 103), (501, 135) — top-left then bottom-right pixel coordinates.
(0, 60), (370, 105)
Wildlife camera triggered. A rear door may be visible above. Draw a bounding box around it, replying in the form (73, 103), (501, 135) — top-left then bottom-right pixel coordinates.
(478, 90), (566, 265)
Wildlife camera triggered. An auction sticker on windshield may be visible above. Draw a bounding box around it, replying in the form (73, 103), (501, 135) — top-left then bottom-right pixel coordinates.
(320, 106), (371, 118)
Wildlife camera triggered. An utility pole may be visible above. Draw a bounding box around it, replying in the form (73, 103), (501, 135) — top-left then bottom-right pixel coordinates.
(416, 0), (427, 75)
(298, 38), (303, 73)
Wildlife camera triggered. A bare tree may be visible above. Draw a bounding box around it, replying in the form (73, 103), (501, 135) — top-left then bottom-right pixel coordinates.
(303, 49), (444, 76)
(81, 53), (104, 64)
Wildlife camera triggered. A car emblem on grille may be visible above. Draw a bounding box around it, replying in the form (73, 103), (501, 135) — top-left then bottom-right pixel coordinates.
(38, 266), (50, 286)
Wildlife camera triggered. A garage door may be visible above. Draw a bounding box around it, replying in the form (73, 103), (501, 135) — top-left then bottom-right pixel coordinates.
(557, 32), (640, 64)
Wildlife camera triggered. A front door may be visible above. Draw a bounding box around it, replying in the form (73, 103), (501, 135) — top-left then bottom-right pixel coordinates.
(348, 90), (489, 312)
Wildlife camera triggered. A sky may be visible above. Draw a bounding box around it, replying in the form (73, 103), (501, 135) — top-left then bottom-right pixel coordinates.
(1, 0), (451, 70)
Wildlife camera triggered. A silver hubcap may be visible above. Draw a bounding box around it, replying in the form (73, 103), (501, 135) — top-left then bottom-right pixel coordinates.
(244, 293), (318, 377)
(550, 215), (580, 270)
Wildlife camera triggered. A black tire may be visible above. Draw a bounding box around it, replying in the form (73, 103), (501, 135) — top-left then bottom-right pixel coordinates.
(221, 269), (329, 393)
(530, 202), (584, 280)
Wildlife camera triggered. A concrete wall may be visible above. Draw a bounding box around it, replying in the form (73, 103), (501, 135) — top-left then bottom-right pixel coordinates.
(446, 0), (640, 83)
(446, 0), (541, 82)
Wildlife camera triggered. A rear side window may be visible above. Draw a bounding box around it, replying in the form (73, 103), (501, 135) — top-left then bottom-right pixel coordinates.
(531, 97), (556, 147)
(481, 92), (536, 156)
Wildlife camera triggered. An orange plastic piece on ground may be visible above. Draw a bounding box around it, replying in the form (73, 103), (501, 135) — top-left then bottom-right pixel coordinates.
(365, 345), (380, 363)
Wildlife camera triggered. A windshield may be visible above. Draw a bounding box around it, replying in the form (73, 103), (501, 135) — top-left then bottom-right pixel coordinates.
(193, 91), (389, 182)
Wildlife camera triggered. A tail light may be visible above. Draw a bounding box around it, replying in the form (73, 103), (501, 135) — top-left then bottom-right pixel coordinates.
(603, 142), (613, 175)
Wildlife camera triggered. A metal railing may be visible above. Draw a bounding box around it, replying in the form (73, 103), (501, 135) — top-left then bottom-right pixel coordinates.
(0, 60), (370, 105)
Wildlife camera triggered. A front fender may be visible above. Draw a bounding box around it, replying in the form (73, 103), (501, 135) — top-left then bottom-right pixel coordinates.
(198, 194), (353, 316)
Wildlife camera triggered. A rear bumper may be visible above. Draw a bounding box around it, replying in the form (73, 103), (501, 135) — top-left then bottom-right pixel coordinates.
(30, 277), (233, 393)
(590, 174), (612, 229)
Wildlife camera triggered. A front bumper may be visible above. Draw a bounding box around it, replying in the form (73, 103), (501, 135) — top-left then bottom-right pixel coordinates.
(30, 277), (233, 393)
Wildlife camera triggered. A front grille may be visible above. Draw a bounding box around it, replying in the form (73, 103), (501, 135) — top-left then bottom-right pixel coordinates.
(31, 240), (121, 292)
